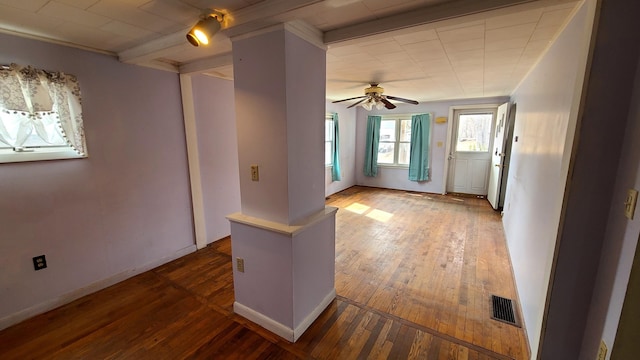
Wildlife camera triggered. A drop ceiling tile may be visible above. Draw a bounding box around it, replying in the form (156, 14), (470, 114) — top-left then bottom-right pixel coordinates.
(418, 60), (453, 74)
(315, 2), (375, 29)
(437, 24), (484, 43)
(402, 39), (445, 53)
(101, 20), (155, 39)
(485, 37), (529, 52)
(140, 0), (201, 26)
(485, 48), (522, 60)
(326, 53), (341, 63)
(524, 39), (551, 52)
(537, 8), (574, 28)
(406, 49), (448, 62)
(328, 44), (368, 57)
(374, 51), (414, 63)
(54, 21), (124, 49)
(436, 19), (484, 33)
(485, 23), (536, 43)
(446, 48), (483, 62)
(485, 8), (542, 30)
(350, 35), (396, 47)
(0, 4), (66, 35)
(87, 0), (182, 34)
(529, 26), (559, 42)
(38, 1), (112, 28)
(485, 64), (515, 74)
(393, 29), (438, 45)
(56, 0), (101, 10)
(0, 0), (48, 12)
(485, 57), (519, 68)
(359, 40), (405, 55)
(543, 1), (579, 12)
(442, 38), (484, 53)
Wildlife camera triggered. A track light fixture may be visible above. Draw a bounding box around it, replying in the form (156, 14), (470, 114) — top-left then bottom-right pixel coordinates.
(186, 12), (224, 47)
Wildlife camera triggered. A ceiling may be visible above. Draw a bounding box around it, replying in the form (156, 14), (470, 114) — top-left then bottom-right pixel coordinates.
(0, 0), (580, 104)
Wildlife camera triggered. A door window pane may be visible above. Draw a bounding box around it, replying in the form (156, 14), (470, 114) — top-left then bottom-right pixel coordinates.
(456, 113), (492, 152)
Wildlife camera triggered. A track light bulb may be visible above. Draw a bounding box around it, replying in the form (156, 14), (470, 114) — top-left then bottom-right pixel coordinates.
(187, 14), (223, 47)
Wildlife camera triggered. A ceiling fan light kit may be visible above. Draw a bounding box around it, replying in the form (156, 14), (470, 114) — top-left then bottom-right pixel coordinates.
(332, 83), (419, 111)
(186, 12), (224, 47)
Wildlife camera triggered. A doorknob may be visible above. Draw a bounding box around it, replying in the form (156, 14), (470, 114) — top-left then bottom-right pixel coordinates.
(494, 164), (502, 168)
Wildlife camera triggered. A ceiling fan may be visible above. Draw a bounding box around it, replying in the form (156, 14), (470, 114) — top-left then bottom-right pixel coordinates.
(332, 83), (419, 110)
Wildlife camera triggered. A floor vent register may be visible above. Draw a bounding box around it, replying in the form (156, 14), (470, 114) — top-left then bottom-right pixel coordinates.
(491, 294), (520, 327)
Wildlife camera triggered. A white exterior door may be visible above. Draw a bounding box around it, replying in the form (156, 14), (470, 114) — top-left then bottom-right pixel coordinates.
(487, 102), (509, 209)
(447, 108), (497, 196)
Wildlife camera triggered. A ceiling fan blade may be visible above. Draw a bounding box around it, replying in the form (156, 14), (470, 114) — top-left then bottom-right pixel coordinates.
(347, 98), (368, 108)
(332, 95), (367, 103)
(386, 95), (419, 105)
(380, 97), (396, 109)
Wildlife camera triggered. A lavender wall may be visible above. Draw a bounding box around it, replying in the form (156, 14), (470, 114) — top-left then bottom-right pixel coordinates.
(325, 102), (357, 196)
(233, 29), (289, 224)
(0, 34), (195, 328)
(501, 2), (593, 357)
(353, 97), (508, 194)
(580, 53), (640, 358)
(192, 75), (241, 243)
(284, 31), (327, 223)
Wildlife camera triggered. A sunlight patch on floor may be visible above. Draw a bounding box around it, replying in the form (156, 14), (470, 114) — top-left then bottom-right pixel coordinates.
(366, 209), (393, 223)
(345, 202), (370, 214)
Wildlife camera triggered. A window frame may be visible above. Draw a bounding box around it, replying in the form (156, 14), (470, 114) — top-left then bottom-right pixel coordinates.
(0, 64), (87, 164)
(325, 113), (334, 167)
(377, 115), (412, 168)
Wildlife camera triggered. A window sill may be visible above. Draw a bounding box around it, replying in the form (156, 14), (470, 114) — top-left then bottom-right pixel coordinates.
(377, 164), (409, 169)
(0, 147), (86, 163)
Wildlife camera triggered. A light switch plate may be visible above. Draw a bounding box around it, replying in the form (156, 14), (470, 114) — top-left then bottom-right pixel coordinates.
(250, 165), (259, 181)
(597, 340), (607, 360)
(625, 189), (638, 220)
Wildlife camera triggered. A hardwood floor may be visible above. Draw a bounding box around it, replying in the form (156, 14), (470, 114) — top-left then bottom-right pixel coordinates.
(0, 186), (528, 359)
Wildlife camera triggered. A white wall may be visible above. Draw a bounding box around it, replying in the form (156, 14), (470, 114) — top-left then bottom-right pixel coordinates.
(353, 97), (508, 194)
(192, 75), (241, 243)
(501, 2), (594, 357)
(325, 102), (357, 196)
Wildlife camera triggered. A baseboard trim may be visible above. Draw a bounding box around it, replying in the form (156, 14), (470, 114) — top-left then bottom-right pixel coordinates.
(293, 288), (336, 341)
(0, 244), (197, 331)
(234, 288), (336, 342)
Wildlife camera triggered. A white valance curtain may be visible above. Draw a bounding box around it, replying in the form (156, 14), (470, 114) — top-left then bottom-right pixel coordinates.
(0, 63), (86, 155)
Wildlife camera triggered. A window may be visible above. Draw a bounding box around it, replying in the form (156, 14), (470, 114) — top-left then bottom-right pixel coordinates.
(325, 114), (334, 166)
(455, 113), (493, 152)
(0, 63), (87, 163)
(378, 116), (411, 166)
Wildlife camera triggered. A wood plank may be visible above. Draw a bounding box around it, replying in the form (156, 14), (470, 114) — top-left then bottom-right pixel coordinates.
(0, 186), (528, 359)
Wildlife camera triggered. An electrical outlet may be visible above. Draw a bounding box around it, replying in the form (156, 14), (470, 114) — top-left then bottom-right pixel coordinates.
(236, 257), (245, 273)
(32, 255), (47, 271)
(624, 189), (638, 220)
(597, 340), (607, 360)
(250, 165), (259, 181)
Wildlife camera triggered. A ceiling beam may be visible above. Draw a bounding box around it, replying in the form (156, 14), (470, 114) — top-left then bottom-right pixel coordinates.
(179, 53), (233, 74)
(118, 0), (322, 66)
(324, 0), (578, 44)
(118, 31), (187, 65)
